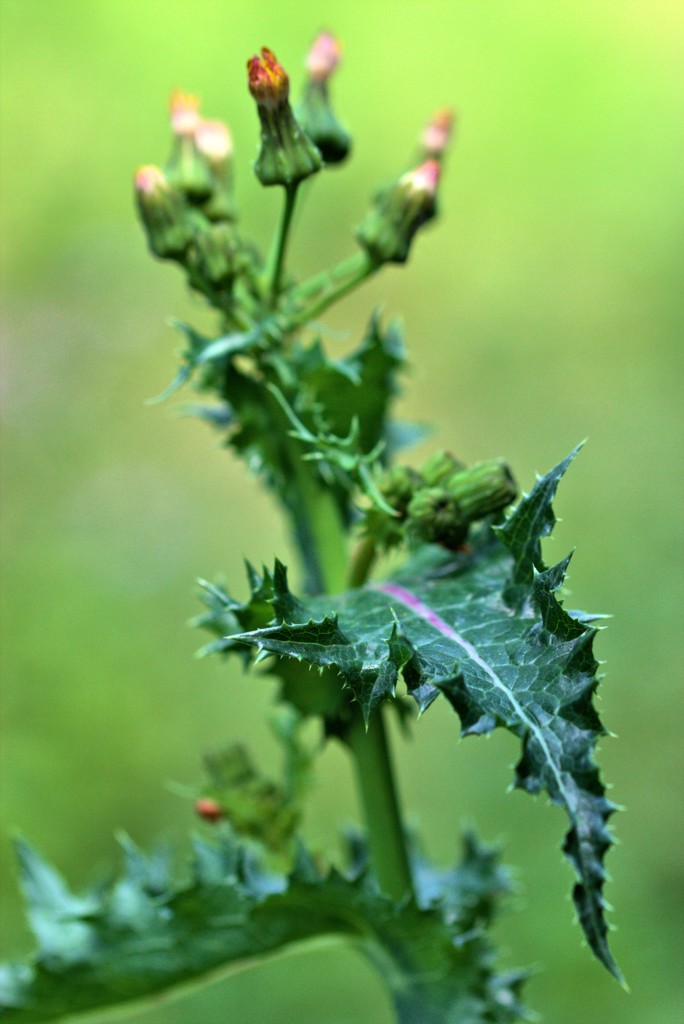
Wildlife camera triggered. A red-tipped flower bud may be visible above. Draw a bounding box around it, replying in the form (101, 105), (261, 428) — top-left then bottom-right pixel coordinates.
(195, 797), (224, 823)
(356, 159), (441, 265)
(421, 108), (455, 159)
(134, 164), (193, 259)
(247, 46), (322, 187)
(248, 47), (290, 109)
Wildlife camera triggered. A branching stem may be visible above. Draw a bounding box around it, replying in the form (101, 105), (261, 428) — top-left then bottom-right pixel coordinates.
(287, 252), (378, 328)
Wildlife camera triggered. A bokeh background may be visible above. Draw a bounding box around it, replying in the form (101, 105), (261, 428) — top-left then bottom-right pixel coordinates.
(1, 1), (682, 1021)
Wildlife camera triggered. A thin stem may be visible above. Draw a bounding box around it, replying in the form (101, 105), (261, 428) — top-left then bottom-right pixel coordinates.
(343, 707), (414, 903)
(290, 252), (368, 304)
(268, 183), (299, 307)
(287, 252), (378, 330)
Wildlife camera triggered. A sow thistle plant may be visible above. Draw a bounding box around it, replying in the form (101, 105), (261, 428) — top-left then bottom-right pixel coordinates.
(0, 35), (623, 1024)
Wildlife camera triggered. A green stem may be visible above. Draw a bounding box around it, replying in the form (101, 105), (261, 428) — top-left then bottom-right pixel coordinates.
(347, 535), (378, 589)
(268, 183), (299, 307)
(287, 252), (378, 329)
(275, 280), (412, 905)
(343, 707), (414, 903)
(287, 452), (348, 595)
(290, 252), (368, 303)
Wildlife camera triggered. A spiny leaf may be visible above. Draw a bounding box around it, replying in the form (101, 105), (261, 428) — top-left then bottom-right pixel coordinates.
(146, 320), (263, 404)
(495, 443), (583, 608)
(230, 452), (621, 978)
(290, 313), (406, 457)
(0, 833), (527, 1024)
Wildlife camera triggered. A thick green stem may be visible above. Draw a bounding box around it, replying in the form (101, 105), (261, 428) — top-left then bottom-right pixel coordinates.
(344, 708), (414, 903)
(347, 535), (378, 589)
(285, 443), (412, 902)
(267, 183), (299, 307)
(287, 452), (348, 595)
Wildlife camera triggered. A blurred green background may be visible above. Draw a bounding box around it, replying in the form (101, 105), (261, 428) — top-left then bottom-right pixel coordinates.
(1, 1), (682, 1021)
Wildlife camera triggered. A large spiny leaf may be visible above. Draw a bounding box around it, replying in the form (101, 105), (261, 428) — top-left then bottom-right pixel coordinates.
(231, 451), (621, 979)
(0, 834), (526, 1024)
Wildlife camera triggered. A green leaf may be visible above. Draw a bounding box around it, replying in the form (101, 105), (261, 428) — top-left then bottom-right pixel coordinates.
(289, 313), (406, 457)
(1, 834), (527, 1024)
(147, 320), (265, 405)
(230, 452), (621, 979)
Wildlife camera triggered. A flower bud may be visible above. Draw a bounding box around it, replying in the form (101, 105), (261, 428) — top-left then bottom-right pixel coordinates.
(185, 222), (246, 292)
(195, 118), (237, 222)
(407, 460), (517, 550)
(195, 797), (224, 823)
(165, 90), (214, 201)
(306, 31), (341, 83)
(421, 108), (455, 160)
(134, 165), (193, 259)
(444, 460), (517, 522)
(247, 47), (323, 187)
(420, 450), (466, 487)
(361, 465), (422, 550)
(356, 159), (441, 265)
(379, 464), (424, 516)
(296, 33), (351, 165)
(407, 486), (469, 550)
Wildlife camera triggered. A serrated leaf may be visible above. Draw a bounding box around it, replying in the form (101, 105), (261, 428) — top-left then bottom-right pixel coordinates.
(495, 443), (583, 608)
(1, 833), (527, 1024)
(146, 321), (262, 405)
(231, 452), (621, 978)
(291, 313), (406, 458)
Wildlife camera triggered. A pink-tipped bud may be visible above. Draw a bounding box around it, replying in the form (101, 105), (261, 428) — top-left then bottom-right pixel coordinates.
(195, 119), (233, 167)
(247, 47), (290, 110)
(306, 32), (342, 83)
(356, 159), (442, 265)
(134, 164), (193, 258)
(421, 108), (455, 158)
(170, 90), (201, 137)
(195, 797), (224, 823)
(401, 158), (441, 199)
(134, 164), (166, 196)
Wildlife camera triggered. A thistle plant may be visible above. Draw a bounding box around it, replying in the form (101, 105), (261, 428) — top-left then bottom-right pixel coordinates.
(0, 36), (622, 1024)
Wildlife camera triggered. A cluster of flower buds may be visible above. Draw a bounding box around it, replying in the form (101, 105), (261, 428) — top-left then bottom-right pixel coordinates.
(295, 32), (351, 164)
(135, 89), (248, 306)
(364, 451), (517, 552)
(247, 47), (323, 187)
(134, 37), (451, 320)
